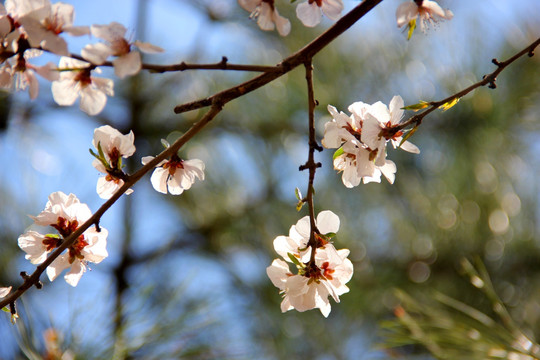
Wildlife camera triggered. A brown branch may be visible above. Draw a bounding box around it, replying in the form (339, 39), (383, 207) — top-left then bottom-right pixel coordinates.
(68, 53), (277, 73)
(0, 0), (385, 311)
(394, 37), (540, 133)
(299, 61), (323, 262)
(174, 0), (384, 114)
(0, 103), (223, 310)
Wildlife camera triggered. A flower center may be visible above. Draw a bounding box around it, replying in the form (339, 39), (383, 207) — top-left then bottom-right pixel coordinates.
(163, 155), (184, 176)
(73, 69), (92, 87)
(48, 216), (89, 262)
(308, 0), (323, 7)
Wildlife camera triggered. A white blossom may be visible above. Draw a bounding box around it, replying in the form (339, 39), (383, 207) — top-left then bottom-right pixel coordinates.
(91, 125), (136, 199)
(51, 57), (114, 115)
(267, 210), (352, 317)
(82, 22), (163, 78)
(267, 244), (353, 317)
(396, 0), (453, 33)
(324, 96), (419, 187)
(296, 0), (343, 28)
(19, 191), (108, 286)
(142, 155), (205, 195)
(273, 210), (340, 263)
(18, 1), (89, 55)
(239, 0), (291, 36)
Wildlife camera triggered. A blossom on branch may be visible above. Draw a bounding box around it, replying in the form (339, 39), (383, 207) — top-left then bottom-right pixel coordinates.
(82, 22), (164, 78)
(17, 0), (89, 55)
(142, 152), (205, 195)
(51, 57), (114, 115)
(267, 210), (353, 317)
(91, 125), (136, 199)
(273, 210), (340, 264)
(396, 0), (453, 39)
(324, 95), (419, 187)
(0, 50), (59, 100)
(296, 0), (343, 28)
(18, 191), (108, 287)
(238, 0), (291, 37)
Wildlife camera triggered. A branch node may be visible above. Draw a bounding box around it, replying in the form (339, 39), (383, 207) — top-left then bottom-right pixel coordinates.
(221, 56), (228, 67)
(492, 58), (501, 66)
(94, 220), (101, 232)
(20, 271), (29, 280)
(35, 281), (43, 289)
(528, 49), (535, 57)
(299, 164), (307, 171)
(315, 162), (322, 168)
(9, 302), (16, 316)
(314, 99), (319, 106)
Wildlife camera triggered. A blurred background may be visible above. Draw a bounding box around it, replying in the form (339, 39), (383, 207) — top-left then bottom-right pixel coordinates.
(0, 0), (539, 358)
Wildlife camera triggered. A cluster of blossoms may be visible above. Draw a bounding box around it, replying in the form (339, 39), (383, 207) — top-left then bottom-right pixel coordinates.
(239, 0), (452, 39)
(12, 126), (206, 288)
(267, 210), (353, 317)
(90, 125), (206, 199)
(323, 95), (420, 187)
(17, 191), (108, 287)
(0, 0), (163, 115)
(239, 0), (344, 36)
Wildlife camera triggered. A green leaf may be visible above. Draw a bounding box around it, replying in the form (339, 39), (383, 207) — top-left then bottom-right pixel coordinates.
(407, 19), (416, 40)
(399, 125), (419, 147)
(323, 232), (336, 240)
(295, 187), (302, 201)
(296, 200), (304, 212)
(89, 148), (100, 159)
(439, 97), (460, 111)
(97, 141), (105, 160)
(402, 101), (430, 111)
(287, 253), (303, 268)
(333, 147), (345, 160)
(2, 307), (9, 313)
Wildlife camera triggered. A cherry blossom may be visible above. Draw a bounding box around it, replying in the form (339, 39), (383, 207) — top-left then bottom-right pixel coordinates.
(51, 57), (114, 115)
(81, 22), (164, 78)
(396, 0), (453, 35)
(324, 96), (419, 187)
(46, 226), (108, 287)
(296, 0), (343, 28)
(18, 1), (89, 55)
(267, 210), (352, 317)
(18, 191), (108, 286)
(361, 95), (420, 163)
(267, 244), (353, 317)
(91, 125), (136, 199)
(273, 210), (340, 263)
(239, 0), (290, 37)
(0, 286), (12, 298)
(0, 50), (58, 99)
(141, 154), (205, 195)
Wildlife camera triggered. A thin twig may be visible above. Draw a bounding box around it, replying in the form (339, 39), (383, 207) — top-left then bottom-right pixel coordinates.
(67, 53), (278, 73)
(393, 37), (540, 133)
(299, 61), (322, 260)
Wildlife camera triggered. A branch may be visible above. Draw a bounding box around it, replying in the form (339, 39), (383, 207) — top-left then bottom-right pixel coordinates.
(67, 53), (278, 73)
(174, 0), (384, 113)
(394, 37), (540, 133)
(0, 0), (385, 310)
(0, 103), (223, 310)
(299, 61), (322, 258)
